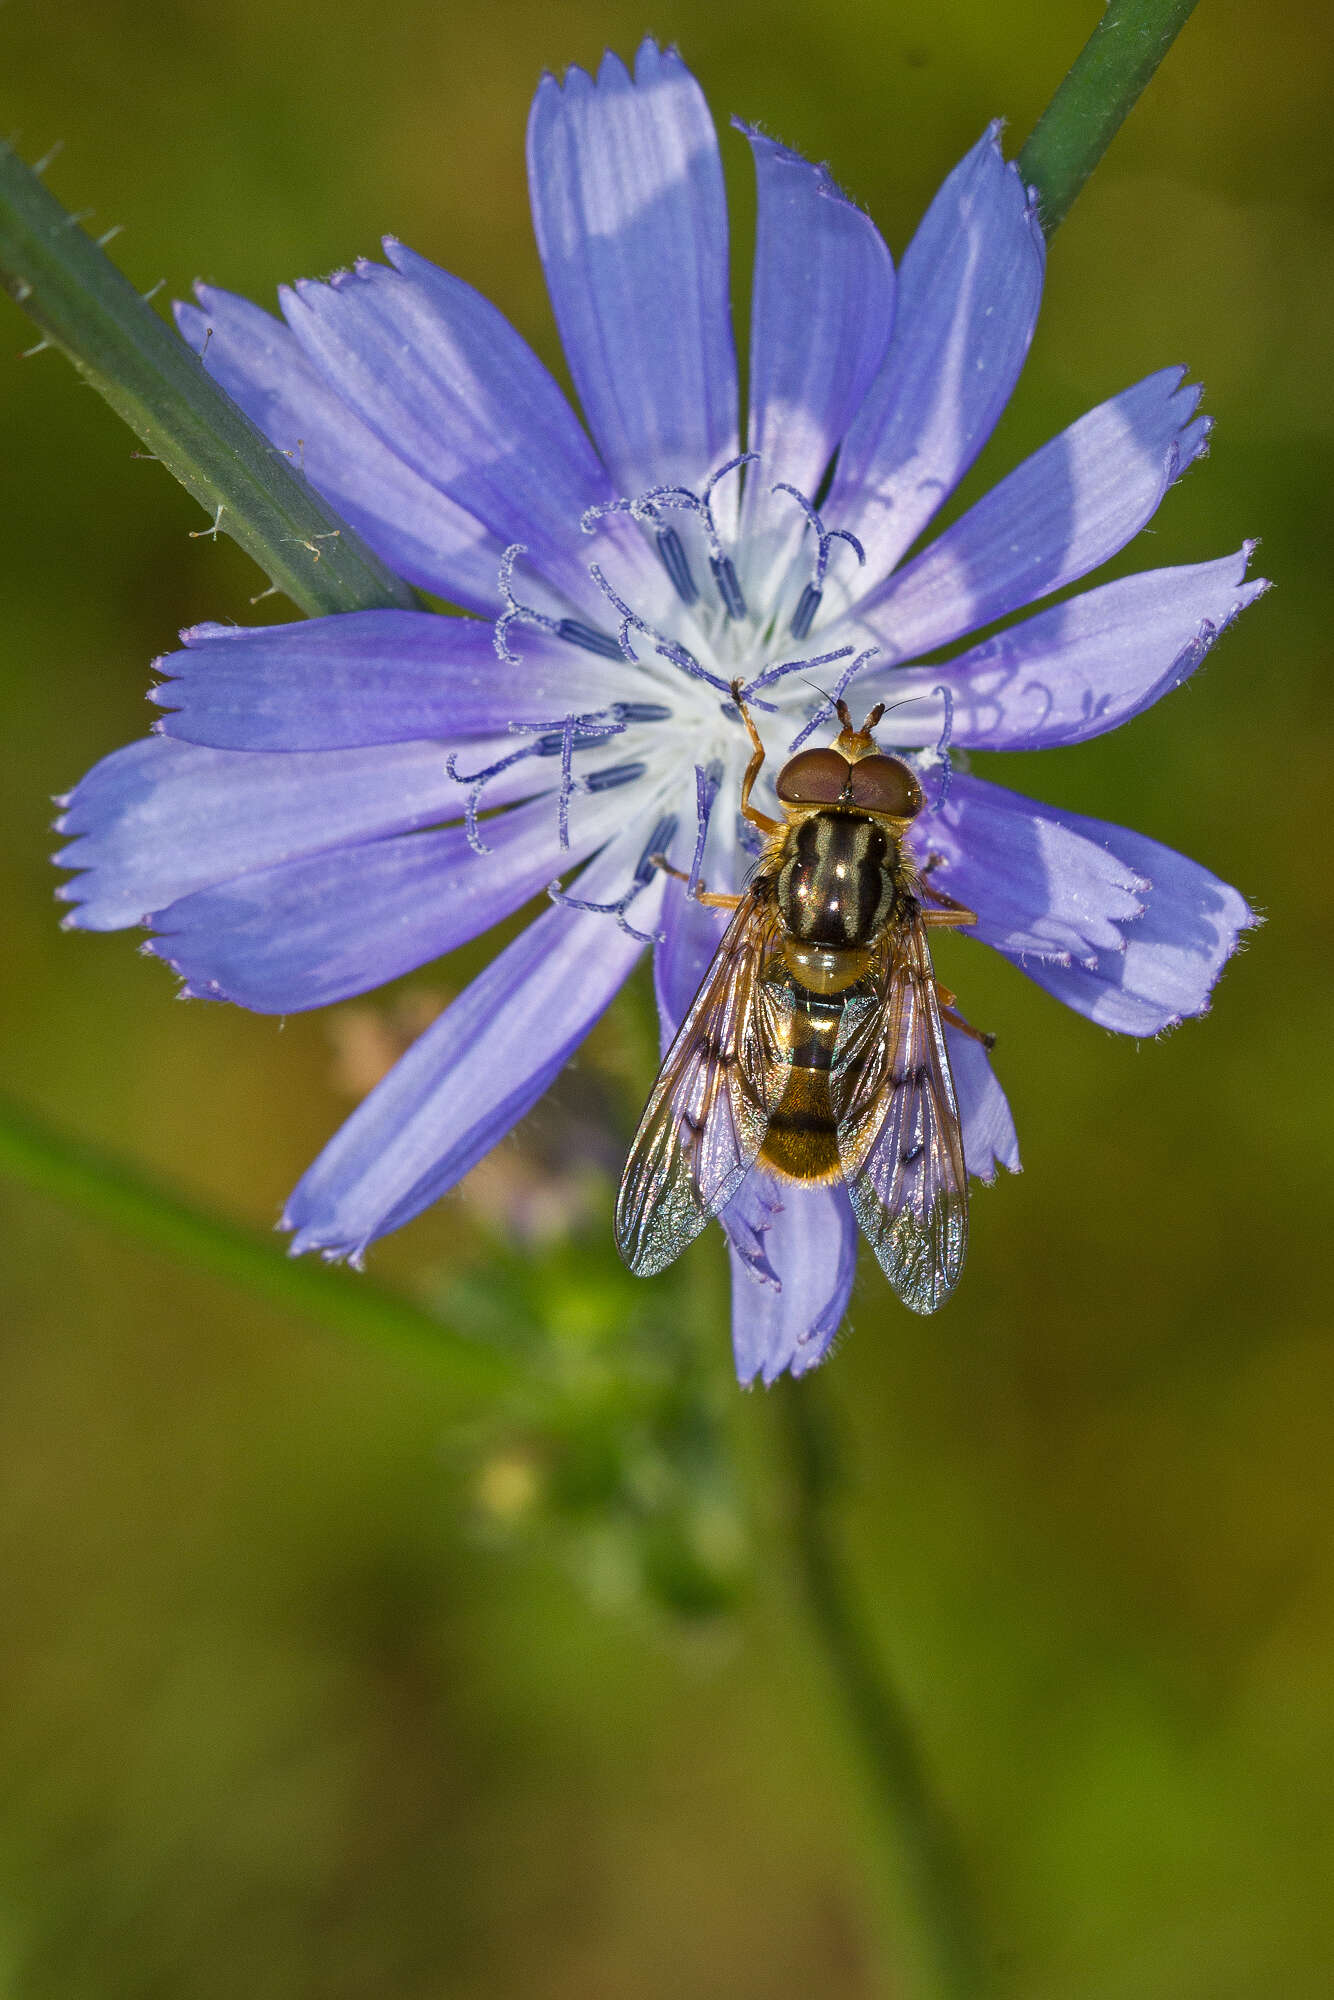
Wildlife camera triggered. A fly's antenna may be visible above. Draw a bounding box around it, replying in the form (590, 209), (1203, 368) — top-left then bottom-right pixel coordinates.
(878, 694), (930, 719)
(833, 696), (885, 733)
(837, 692), (928, 734)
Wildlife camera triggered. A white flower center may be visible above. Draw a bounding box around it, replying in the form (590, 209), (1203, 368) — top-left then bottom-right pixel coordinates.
(468, 456), (942, 938)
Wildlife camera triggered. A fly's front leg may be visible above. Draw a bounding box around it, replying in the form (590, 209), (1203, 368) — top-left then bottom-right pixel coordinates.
(649, 852), (742, 910)
(729, 678), (784, 838)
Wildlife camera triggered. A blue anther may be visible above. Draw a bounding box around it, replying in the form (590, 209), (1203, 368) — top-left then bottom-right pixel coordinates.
(789, 581), (822, 641)
(634, 815), (678, 886)
(656, 525), (699, 605)
(493, 545), (624, 665)
(688, 760), (724, 901)
(611, 701), (673, 724)
(710, 553), (747, 621)
(587, 562), (735, 699)
(556, 617), (624, 660)
(583, 760), (648, 793)
(930, 682), (956, 811)
(771, 483), (866, 633)
(504, 708), (627, 849)
(545, 851), (667, 943)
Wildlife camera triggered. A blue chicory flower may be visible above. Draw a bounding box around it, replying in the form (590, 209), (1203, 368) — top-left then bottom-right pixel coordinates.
(54, 41), (1266, 1384)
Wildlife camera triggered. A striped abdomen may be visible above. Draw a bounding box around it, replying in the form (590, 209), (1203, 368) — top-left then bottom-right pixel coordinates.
(757, 979), (846, 1183)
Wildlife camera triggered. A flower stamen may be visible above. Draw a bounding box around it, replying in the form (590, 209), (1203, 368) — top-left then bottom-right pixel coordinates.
(448, 708), (631, 855)
(444, 742), (535, 856)
(586, 455), (758, 621)
(688, 760), (724, 901)
(787, 645), (880, 752)
(546, 812), (678, 945)
(493, 543), (622, 664)
(508, 710), (627, 850)
(586, 563), (735, 698)
(927, 682), (956, 811)
(581, 496), (701, 606)
(771, 484), (866, 639)
(739, 642), (857, 703)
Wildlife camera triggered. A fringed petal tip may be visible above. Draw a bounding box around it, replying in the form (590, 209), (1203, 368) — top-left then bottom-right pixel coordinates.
(731, 118), (859, 210)
(979, 118), (1047, 251)
(540, 36), (683, 100)
(280, 1213), (368, 1270)
(727, 1178), (858, 1386)
(734, 1321), (846, 1391)
(999, 798), (1260, 1038)
(1138, 893), (1263, 1040)
(732, 1264), (847, 1389)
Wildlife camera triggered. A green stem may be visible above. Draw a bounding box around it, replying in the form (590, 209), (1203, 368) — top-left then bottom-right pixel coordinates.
(0, 141), (414, 616)
(0, 1093), (516, 1393)
(1017, 0), (1201, 234)
(778, 1384), (989, 1999)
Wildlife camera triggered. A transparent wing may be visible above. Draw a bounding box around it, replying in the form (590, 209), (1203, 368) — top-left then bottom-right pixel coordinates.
(829, 914), (968, 1313)
(616, 889), (785, 1277)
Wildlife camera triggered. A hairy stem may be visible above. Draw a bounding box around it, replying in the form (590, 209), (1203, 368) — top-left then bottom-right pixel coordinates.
(1018, 0), (1201, 234)
(0, 141), (414, 615)
(0, 1094), (514, 1391)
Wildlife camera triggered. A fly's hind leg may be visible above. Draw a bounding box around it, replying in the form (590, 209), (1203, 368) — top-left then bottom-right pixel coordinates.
(649, 852), (742, 911)
(923, 873), (993, 1044)
(936, 991), (996, 1051)
(729, 678), (784, 839)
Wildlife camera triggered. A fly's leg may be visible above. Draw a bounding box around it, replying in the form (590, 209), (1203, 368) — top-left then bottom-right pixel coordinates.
(921, 870), (978, 926)
(730, 678), (784, 838)
(923, 871), (991, 1041)
(916, 855), (977, 926)
(939, 1002), (996, 1051)
(649, 853), (742, 910)
(935, 986), (996, 1050)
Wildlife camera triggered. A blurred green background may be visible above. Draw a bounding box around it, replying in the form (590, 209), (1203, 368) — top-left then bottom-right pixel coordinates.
(1, 0), (1330, 1993)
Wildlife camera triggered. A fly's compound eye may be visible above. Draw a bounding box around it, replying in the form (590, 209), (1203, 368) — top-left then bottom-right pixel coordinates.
(775, 747), (851, 805)
(845, 753), (924, 819)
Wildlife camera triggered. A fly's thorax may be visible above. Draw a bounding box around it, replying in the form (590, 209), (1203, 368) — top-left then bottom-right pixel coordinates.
(775, 810), (900, 952)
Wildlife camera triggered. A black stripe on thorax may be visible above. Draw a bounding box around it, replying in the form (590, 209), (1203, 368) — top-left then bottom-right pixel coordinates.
(777, 812), (894, 947)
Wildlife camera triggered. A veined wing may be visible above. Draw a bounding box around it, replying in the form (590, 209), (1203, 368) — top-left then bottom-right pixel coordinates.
(616, 888), (785, 1277)
(829, 912), (968, 1313)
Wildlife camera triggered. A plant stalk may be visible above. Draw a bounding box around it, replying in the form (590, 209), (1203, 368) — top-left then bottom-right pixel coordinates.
(0, 140), (414, 616)
(0, 1094), (514, 1391)
(778, 1384), (990, 1998)
(1018, 0), (1201, 234)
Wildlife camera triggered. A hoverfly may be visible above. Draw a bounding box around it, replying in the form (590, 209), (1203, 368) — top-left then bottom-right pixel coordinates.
(615, 680), (990, 1313)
